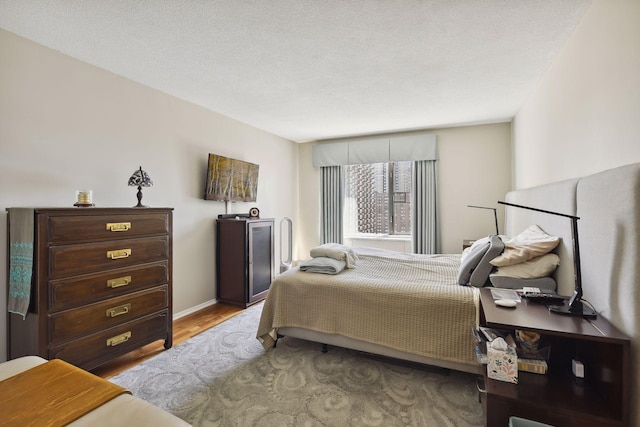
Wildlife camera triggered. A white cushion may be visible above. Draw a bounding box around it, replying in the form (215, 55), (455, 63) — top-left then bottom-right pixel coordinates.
(491, 253), (560, 279)
(490, 225), (560, 267)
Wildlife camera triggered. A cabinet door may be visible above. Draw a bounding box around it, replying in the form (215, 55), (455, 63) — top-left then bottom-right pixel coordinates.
(216, 221), (248, 304)
(248, 221), (273, 304)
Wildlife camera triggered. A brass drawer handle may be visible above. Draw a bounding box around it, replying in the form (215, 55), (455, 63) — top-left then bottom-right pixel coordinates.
(107, 275), (132, 288)
(107, 249), (131, 259)
(106, 331), (131, 347)
(106, 303), (131, 318)
(106, 222), (131, 232)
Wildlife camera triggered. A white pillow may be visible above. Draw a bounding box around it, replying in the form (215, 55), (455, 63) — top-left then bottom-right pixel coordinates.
(490, 225), (560, 267)
(491, 253), (560, 279)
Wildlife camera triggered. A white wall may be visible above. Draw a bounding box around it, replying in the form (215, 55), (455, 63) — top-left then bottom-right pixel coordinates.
(0, 29), (299, 362)
(437, 123), (512, 253)
(297, 122), (512, 257)
(512, 1), (640, 424)
(513, 0), (640, 189)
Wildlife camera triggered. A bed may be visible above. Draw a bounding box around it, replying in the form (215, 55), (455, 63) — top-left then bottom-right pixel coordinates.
(256, 208), (566, 376)
(0, 356), (190, 427)
(258, 247), (483, 373)
(257, 161), (640, 411)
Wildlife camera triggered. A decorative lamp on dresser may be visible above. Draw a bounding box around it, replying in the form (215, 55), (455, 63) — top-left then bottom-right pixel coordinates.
(6, 207), (173, 372)
(216, 218), (274, 308)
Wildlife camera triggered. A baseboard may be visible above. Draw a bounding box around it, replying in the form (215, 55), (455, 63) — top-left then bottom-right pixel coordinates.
(173, 298), (217, 320)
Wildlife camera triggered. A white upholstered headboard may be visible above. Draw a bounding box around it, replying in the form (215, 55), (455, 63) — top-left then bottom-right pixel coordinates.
(504, 162), (640, 426)
(504, 177), (579, 297)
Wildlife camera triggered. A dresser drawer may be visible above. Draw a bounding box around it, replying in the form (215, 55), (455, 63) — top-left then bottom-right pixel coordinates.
(49, 236), (169, 279)
(50, 285), (169, 343)
(49, 261), (169, 311)
(49, 311), (170, 371)
(47, 213), (169, 243)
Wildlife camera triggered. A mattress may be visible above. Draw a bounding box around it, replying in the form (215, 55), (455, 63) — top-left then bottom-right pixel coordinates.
(257, 247), (480, 369)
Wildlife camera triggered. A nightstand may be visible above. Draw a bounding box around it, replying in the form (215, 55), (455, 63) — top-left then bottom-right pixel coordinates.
(478, 288), (630, 427)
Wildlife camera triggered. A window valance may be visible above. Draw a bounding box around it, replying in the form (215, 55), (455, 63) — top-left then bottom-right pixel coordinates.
(312, 133), (437, 167)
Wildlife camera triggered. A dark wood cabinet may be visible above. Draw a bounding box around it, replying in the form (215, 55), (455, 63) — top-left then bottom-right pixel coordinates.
(479, 288), (630, 427)
(216, 218), (274, 307)
(6, 207), (173, 371)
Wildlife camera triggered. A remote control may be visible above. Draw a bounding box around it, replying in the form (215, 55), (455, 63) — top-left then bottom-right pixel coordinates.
(523, 292), (565, 305)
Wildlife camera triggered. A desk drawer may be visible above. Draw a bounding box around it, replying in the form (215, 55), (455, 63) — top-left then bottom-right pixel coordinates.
(49, 236), (169, 279)
(48, 213), (169, 243)
(49, 311), (170, 371)
(49, 261), (169, 311)
(50, 285), (168, 343)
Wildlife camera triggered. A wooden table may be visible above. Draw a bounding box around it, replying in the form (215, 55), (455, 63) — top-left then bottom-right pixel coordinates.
(478, 288), (630, 427)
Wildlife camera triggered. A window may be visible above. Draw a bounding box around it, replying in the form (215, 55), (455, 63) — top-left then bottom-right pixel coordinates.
(344, 161), (412, 236)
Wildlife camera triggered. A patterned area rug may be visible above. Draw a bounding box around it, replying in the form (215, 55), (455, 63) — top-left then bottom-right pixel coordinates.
(110, 303), (483, 426)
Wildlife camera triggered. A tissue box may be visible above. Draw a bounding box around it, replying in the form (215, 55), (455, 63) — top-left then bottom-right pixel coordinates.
(488, 345), (518, 384)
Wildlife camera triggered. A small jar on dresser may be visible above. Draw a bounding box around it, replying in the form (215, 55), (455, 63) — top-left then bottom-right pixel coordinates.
(6, 207), (173, 371)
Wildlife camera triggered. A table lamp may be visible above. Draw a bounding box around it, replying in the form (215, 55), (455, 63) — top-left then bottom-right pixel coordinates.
(128, 166), (153, 208)
(467, 205), (499, 235)
(498, 201), (597, 318)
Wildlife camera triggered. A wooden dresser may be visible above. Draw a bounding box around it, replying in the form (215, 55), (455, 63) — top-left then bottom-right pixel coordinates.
(6, 207), (173, 371)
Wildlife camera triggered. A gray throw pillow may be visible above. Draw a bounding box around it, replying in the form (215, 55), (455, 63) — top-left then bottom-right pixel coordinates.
(490, 276), (557, 292)
(457, 235), (504, 287)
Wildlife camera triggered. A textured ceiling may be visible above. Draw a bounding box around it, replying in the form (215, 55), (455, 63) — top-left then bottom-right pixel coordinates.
(0, 1), (592, 142)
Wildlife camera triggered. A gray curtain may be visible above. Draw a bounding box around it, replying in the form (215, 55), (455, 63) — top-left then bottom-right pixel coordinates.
(412, 160), (439, 254)
(320, 166), (343, 244)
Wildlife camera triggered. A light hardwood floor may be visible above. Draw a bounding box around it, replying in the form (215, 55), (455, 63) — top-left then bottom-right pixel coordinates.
(92, 303), (244, 379)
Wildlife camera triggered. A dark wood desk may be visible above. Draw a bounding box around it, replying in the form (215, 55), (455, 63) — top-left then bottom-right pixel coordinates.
(479, 288), (630, 427)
